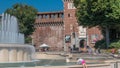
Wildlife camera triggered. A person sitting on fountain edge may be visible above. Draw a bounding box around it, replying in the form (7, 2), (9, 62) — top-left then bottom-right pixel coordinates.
(77, 58), (87, 68)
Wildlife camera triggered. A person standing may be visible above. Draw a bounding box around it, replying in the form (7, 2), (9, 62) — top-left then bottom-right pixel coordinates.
(79, 40), (88, 52)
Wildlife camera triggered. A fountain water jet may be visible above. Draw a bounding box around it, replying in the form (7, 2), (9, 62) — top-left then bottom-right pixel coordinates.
(0, 13), (35, 62)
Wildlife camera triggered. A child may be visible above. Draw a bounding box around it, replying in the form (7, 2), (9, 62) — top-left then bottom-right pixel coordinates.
(77, 58), (87, 68)
(66, 57), (70, 62)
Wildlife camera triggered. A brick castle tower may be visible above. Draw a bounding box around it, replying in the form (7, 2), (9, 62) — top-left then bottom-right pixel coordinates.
(63, 0), (79, 51)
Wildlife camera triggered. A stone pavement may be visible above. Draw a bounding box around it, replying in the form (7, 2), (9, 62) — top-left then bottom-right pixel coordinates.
(26, 52), (120, 68)
(35, 52), (66, 59)
(25, 63), (111, 68)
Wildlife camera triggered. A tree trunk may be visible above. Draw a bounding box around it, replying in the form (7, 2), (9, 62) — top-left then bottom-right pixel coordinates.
(105, 26), (110, 49)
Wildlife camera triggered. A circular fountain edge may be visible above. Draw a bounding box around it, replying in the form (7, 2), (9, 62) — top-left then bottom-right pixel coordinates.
(0, 43), (35, 62)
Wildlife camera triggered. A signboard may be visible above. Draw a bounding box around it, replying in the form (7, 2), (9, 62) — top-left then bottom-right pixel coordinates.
(78, 26), (87, 38)
(65, 35), (71, 43)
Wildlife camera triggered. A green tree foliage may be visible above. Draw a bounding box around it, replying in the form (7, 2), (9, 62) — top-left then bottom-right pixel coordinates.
(74, 0), (120, 48)
(5, 3), (37, 43)
(109, 40), (120, 49)
(74, 0), (120, 27)
(95, 39), (106, 49)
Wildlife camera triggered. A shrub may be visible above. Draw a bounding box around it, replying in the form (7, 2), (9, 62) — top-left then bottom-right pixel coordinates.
(109, 40), (120, 49)
(94, 39), (106, 49)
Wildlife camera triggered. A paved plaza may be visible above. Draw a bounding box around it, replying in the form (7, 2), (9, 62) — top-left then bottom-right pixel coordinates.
(31, 52), (120, 68)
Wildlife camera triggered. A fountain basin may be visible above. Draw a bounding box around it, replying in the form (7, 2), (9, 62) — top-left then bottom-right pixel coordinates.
(0, 61), (35, 67)
(0, 44), (35, 62)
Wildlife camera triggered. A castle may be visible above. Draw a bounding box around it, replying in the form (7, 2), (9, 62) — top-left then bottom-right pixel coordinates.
(33, 0), (103, 51)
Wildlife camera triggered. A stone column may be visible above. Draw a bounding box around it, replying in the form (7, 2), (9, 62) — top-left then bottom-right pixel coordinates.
(24, 51), (29, 61)
(9, 48), (17, 62)
(17, 49), (23, 61)
(0, 49), (3, 62)
(0, 48), (9, 62)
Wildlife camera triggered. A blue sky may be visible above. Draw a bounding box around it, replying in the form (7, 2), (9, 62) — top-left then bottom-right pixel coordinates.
(0, 0), (63, 14)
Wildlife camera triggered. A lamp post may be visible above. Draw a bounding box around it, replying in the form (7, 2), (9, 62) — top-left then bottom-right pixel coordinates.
(63, 25), (67, 51)
(31, 35), (34, 45)
(71, 24), (77, 50)
(72, 26), (76, 46)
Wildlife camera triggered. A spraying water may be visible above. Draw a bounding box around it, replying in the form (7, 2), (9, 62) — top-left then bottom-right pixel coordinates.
(0, 13), (24, 44)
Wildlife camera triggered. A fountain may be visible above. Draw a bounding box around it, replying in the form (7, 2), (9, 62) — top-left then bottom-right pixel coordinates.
(0, 13), (116, 68)
(0, 13), (35, 62)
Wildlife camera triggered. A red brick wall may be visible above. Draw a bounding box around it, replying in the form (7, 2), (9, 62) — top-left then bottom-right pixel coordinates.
(87, 27), (103, 47)
(33, 24), (64, 51)
(33, 12), (64, 51)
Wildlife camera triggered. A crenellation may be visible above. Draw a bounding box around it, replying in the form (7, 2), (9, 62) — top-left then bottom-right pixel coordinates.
(64, 0), (74, 2)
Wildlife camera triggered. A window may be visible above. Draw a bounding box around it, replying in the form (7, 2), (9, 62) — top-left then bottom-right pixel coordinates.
(51, 14), (55, 18)
(38, 15), (42, 19)
(68, 3), (75, 9)
(68, 14), (70, 17)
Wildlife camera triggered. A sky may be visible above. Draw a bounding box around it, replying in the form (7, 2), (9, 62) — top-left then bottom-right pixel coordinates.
(0, 0), (63, 14)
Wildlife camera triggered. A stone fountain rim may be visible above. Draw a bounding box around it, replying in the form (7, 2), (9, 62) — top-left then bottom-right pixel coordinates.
(0, 43), (33, 48)
(0, 61), (34, 63)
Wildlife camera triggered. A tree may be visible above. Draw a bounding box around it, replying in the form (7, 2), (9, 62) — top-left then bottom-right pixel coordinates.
(5, 3), (37, 43)
(74, 0), (120, 48)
